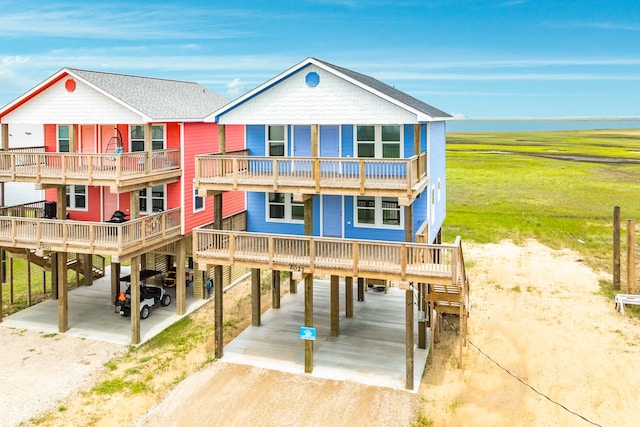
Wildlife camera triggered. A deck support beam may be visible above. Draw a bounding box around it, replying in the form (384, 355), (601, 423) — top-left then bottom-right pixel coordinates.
(130, 255), (141, 344)
(83, 254), (93, 286)
(418, 282), (427, 349)
(357, 277), (365, 301)
(405, 287), (414, 390)
(252, 268), (261, 326)
(330, 275), (339, 337)
(176, 238), (186, 315)
(111, 262), (121, 302)
(304, 194), (314, 373)
(272, 270), (281, 309)
(214, 192), (224, 359)
(345, 276), (353, 318)
(57, 251), (68, 332)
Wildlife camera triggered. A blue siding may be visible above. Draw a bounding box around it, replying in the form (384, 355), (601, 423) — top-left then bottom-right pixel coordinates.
(246, 192), (322, 236)
(343, 196), (406, 242)
(428, 121), (447, 243)
(421, 124), (427, 152)
(341, 125), (353, 158)
(403, 124), (414, 158)
(247, 125), (265, 155)
(412, 189), (427, 237)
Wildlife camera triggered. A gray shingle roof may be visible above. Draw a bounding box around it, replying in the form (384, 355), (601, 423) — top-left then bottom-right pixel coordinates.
(67, 68), (229, 121)
(313, 58), (451, 119)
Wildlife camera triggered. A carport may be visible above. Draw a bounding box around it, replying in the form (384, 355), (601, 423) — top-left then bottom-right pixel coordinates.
(1, 266), (208, 345)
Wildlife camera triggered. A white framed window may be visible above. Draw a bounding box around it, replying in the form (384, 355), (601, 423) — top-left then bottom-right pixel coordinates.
(66, 185), (87, 210)
(58, 125), (70, 152)
(130, 125), (165, 152)
(267, 192), (303, 222)
(139, 185), (165, 214)
(267, 125), (286, 156)
(355, 196), (403, 228)
(355, 125), (402, 158)
(437, 178), (441, 202)
(193, 185), (204, 212)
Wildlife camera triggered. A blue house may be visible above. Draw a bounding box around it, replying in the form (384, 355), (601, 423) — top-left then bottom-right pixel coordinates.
(204, 57), (449, 245)
(193, 58), (468, 390)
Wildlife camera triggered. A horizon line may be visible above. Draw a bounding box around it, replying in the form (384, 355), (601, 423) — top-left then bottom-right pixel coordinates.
(450, 116), (640, 121)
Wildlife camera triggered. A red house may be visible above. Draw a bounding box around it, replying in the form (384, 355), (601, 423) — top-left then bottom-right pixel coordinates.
(0, 68), (245, 342)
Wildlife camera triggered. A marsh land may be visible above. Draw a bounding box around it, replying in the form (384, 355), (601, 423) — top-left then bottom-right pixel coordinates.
(2, 129), (640, 426)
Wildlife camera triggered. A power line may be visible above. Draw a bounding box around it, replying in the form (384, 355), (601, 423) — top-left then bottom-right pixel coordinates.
(436, 312), (603, 427)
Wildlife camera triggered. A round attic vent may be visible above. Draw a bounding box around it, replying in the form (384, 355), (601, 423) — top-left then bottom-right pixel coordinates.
(65, 78), (76, 92)
(305, 72), (320, 87)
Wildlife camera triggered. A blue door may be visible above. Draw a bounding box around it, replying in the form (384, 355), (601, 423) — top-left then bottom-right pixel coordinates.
(294, 126), (311, 157)
(320, 125), (339, 157)
(323, 195), (342, 237)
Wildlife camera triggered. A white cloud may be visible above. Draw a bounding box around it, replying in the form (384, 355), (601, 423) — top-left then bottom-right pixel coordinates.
(226, 78), (246, 98)
(0, 3), (252, 40)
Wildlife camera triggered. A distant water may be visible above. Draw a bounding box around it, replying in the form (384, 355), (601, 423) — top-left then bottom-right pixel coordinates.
(447, 119), (640, 133)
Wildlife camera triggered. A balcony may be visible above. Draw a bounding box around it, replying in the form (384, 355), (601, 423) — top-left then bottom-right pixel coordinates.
(195, 151), (428, 205)
(193, 229), (464, 286)
(0, 148), (182, 193)
(0, 208), (182, 262)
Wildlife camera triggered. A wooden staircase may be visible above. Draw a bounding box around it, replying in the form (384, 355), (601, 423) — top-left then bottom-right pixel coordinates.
(1, 247), (105, 279)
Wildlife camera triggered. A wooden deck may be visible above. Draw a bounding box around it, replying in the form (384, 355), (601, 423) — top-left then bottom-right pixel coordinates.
(0, 149), (182, 192)
(193, 229), (466, 287)
(195, 152), (428, 205)
(0, 208), (182, 261)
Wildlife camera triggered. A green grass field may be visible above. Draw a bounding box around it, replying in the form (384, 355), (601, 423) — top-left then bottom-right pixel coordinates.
(444, 129), (640, 273)
(2, 129), (639, 313)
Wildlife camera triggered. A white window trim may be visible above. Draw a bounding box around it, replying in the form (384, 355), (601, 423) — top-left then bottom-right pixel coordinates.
(193, 181), (205, 213)
(353, 196), (404, 229)
(139, 184), (166, 214)
(430, 185), (436, 225)
(437, 178), (442, 202)
(66, 185), (88, 211)
(265, 125), (287, 156)
(265, 192), (304, 223)
(129, 124), (166, 152)
(354, 125), (403, 158)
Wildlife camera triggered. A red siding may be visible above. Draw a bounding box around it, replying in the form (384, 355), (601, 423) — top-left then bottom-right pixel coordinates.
(44, 124), (56, 151)
(44, 186), (101, 221)
(183, 122), (218, 233)
(222, 191), (245, 218)
(225, 125), (245, 151)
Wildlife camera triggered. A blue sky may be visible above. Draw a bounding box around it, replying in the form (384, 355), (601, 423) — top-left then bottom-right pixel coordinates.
(1, 0), (639, 118)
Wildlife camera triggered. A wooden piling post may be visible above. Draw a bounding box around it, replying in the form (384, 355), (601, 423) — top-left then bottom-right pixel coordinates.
(330, 275), (339, 337)
(406, 288), (414, 390)
(628, 219), (636, 294)
(252, 268), (261, 326)
(272, 270), (281, 309)
(613, 206), (621, 290)
(345, 276), (353, 318)
(130, 255), (140, 344)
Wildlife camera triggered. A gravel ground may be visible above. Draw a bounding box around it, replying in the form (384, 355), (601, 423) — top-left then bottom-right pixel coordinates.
(0, 327), (125, 427)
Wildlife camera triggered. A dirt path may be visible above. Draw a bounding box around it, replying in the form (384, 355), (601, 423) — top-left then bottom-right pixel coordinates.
(4, 240), (640, 426)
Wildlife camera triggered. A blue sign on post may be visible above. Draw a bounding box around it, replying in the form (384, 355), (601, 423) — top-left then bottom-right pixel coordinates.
(300, 326), (316, 341)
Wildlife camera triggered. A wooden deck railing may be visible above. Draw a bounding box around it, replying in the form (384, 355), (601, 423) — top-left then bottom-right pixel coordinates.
(0, 149), (181, 185)
(195, 153), (428, 197)
(0, 200), (46, 218)
(193, 229), (463, 284)
(0, 208), (181, 257)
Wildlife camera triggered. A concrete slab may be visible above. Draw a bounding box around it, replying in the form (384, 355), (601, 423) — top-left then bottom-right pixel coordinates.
(1, 266), (209, 346)
(222, 279), (430, 393)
